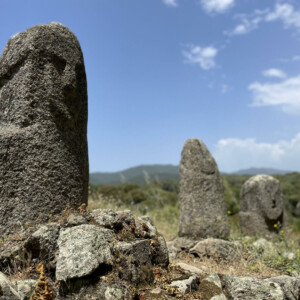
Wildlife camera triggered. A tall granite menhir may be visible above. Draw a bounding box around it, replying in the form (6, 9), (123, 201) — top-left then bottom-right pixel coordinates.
(0, 23), (88, 235)
(240, 175), (285, 238)
(178, 138), (229, 239)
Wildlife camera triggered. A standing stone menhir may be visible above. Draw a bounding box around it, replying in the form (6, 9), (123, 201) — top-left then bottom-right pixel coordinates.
(240, 175), (285, 238)
(0, 23), (88, 235)
(178, 138), (229, 239)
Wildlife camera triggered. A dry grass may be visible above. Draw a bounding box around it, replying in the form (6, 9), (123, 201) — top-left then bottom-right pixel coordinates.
(174, 252), (282, 279)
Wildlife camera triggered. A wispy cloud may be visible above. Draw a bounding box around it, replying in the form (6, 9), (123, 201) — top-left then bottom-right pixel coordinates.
(162, 0), (178, 7)
(262, 68), (286, 79)
(226, 3), (300, 36)
(221, 84), (229, 94)
(201, 0), (234, 14)
(182, 45), (218, 70)
(249, 75), (300, 114)
(213, 133), (300, 173)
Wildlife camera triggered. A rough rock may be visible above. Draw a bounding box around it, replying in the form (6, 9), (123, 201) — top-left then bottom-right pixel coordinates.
(104, 286), (126, 300)
(222, 275), (284, 300)
(240, 175), (286, 238)
(150, 287), (163, 298)
(266, 276), (300, 300)
(203, 273), (222, 289)
(210, 294), (227, 300)
(24, 223), (60, 262)
(175, 262), (205, 276)
(169, 275), (200, 293)
(136, 215), (157, 238)
(167, 237), (198, 260)
(0, 22), (88, 235)
(90, 209), (135, 230)
(66, 214), (88, 226)
(56, 224), (114, 281)
(178, 138), (229, 239)
(151, 236), (169, 267)
(252, 238), (277, 257)
(0, 272), (20, 300)
(0, 244), (23, 267)
(15, 279), (37, 300)
(190, 238), (242, 261)
(113, 240), (154, 284)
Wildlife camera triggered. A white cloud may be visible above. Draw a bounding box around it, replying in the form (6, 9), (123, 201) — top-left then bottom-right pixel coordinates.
(182, 45), (218, 70)
(293, 56), (300, 61)
(221, 84), (229, 93)
(213, 133), (300, 173)
(201, 0), (234, 14)
(249, 75), (300, 114)
(162, 0), (178, 7)
(262, 68), (286, 79)
(226, 3), (300, 36)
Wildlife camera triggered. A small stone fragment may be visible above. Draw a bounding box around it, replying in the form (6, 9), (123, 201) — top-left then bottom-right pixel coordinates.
(67, 214), (88, 226)
(169, 275), (200, 293)
(15, 279), (37, 300)
(0, 272), (20, 300)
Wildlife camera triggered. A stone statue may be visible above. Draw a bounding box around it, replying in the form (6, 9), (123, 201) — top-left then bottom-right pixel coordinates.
(0, 23), (88, 234)
(240, 175), (286, 238)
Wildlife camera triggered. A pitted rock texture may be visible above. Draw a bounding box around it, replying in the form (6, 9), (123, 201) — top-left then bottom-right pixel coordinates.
(178, 138), (229, 239)
(56, 225), (114, 281)
(190, 238), (242, 262)
(240, 175), (286, 238)
(113, 240), (154, 284)
(0, 22), (88, 235)
(222, 274), (300, 300)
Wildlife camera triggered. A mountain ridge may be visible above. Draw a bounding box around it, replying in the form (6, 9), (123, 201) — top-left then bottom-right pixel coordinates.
(89, 164), (294, 185)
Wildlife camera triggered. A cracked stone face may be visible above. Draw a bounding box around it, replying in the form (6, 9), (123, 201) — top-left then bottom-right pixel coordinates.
(0, 23), (88, 235)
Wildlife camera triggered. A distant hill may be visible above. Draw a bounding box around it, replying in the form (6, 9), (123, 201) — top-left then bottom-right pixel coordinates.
(232, 167), (291, 175)
(89, 164), (179, 185)
(89, 165), (293, 185)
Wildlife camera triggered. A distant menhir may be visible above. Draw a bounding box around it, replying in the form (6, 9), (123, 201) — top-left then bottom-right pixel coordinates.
(178, 138), (230, 239)
(0, 23), (88, 235)
(240, 175), (286, 239)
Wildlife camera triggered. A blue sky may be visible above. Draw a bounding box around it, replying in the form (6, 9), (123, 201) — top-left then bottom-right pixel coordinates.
(1, 0), (300, 172)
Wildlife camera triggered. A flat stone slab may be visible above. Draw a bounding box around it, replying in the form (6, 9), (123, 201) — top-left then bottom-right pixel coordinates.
(56, 224), (114, 281)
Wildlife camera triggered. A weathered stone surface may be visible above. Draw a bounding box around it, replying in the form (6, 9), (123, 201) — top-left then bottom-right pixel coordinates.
(178, 138), (229, 239)
(252, 238), (277, 257)
(222, 275), (284, 300)
(136, 215), (157, 238)
(266, 276), (300, 300)
(56, 225), (114, 281)
(114, 240), (154, 284)
(203, 273), (222, 289)
(175, 262), (205, 276)
(66, 214), (88, 226)
(0, 22), (88, 235)
(15, 279), (37, 300)
(167, 237), (198, 260)
(91, 209), (135, 230)
(190, 238), (242, 261)
(151, 236), (169, 267)
(24, 223), (60, 262)
(169, 275), (200, 293)
(0, 272), (20, 300)
(240, 175), (285, 238)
